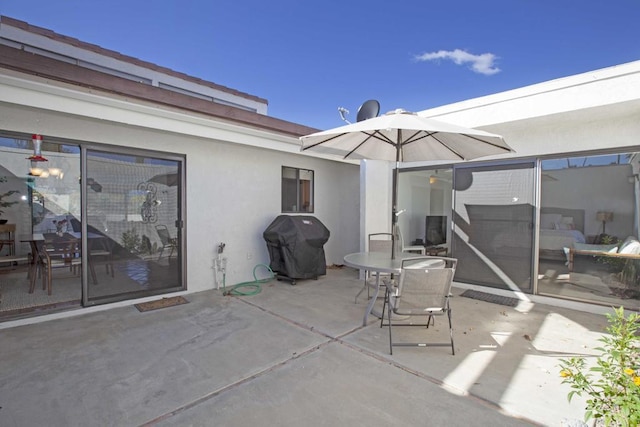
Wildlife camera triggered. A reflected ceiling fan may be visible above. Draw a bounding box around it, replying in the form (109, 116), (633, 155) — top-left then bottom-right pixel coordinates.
(429, 169), (452, 184)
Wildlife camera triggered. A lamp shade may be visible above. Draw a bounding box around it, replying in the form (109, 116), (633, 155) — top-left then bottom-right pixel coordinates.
(596, 211), (613, 222)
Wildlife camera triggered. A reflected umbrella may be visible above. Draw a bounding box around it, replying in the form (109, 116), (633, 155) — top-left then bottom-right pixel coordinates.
(148, 172), (178, 187)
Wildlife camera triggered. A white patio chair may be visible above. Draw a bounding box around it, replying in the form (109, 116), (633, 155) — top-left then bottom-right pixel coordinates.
(382, 256), (457, 355)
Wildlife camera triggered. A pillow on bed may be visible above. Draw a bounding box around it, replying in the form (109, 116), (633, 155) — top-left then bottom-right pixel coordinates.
(540, 213), (562, 230)
(554, 222), (575, 230)
(618, 236), (640, 255)
(553, 216), (576, 230)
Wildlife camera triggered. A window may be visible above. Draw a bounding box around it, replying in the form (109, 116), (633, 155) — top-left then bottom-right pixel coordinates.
(539, 151), (640, 307)
(282, 166), (313, 213)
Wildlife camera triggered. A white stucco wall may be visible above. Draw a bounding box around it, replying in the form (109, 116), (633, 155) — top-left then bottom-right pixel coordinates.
(0, 72), (360, 293)
(360, 160), (392, 250)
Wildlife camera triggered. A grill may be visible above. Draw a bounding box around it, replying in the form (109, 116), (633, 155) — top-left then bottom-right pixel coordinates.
(263, 215), (330, 285)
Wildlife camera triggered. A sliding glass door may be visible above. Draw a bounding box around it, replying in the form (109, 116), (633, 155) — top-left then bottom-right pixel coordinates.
(538, 153), (640, 309)
(83, 148), (184, 305)
(397, 168), (453, 252)
(453, 162), (536, 292)
(0, 134), (82, 317)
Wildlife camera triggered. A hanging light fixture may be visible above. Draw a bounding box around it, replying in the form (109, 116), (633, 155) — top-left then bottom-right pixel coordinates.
(28, 162), (44, 176)
(27, 134), (48, 176)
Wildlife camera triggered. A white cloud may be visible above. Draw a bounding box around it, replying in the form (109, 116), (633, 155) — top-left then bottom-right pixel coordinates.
(414, 49), (501, 75)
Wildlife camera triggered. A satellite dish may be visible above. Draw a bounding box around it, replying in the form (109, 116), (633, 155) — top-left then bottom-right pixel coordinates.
(356, 99), (380, 122)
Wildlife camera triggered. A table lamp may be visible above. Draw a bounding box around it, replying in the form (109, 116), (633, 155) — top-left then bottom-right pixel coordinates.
(596, 211), (613, 235)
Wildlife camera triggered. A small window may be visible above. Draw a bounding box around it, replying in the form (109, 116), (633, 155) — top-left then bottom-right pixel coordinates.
(282, 166), (314, 213)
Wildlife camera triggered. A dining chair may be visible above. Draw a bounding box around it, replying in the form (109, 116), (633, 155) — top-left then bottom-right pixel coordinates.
(354, 233), (396, 303)
(381, 256), (457, 355)
(30, 237), (82, 295)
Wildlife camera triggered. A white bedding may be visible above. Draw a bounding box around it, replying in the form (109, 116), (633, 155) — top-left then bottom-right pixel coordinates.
(539, 229), (586, 250)
(490, 228), (586, 251)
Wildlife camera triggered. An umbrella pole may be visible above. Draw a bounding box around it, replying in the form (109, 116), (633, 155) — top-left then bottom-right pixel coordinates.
(391, 173), (398, 260)
(391, 130), (401, 260)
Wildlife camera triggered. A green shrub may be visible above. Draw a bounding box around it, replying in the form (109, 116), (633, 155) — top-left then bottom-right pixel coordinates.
(559, 307), (640, 426)
(0, 176), (19, 216)
(121, 228), (141, 254)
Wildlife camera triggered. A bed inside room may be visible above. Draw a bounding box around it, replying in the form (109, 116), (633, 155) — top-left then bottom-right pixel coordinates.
(538, 207), (586, 260)
(477, 204), (586, 261)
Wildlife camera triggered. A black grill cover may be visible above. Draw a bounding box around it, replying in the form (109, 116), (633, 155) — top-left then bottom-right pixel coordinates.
(263, 215), (330, 280)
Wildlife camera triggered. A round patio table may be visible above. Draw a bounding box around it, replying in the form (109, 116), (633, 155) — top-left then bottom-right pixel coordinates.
(343, 252), (445, 326)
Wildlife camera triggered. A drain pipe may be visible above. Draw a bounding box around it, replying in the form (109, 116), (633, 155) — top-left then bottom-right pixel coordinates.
(214, 242), (227, 290)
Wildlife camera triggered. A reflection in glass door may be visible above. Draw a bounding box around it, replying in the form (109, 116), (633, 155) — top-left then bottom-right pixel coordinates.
(453, 162), (535, 292)
(538, 153), (640, 310)
(397, 168), (453, 252)
(84, 149), (184, 305)
(0, 135), (82, 318)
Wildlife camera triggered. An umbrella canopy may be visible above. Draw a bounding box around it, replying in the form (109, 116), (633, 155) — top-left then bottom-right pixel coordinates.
(300, 109), (513, 256)
(300, 109), (511, 162)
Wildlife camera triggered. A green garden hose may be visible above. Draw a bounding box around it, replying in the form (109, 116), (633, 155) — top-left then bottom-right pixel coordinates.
(222, 263), (275, 296)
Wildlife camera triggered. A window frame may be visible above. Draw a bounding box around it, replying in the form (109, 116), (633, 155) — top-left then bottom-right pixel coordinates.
(281, 166), (314, 213)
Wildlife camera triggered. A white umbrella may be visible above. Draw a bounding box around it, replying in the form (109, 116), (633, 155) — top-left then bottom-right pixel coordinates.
(300, 109), (513, 256)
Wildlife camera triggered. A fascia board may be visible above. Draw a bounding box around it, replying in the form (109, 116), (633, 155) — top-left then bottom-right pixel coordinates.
(419, 61), (640, 128)
(0, 71), (354, 164)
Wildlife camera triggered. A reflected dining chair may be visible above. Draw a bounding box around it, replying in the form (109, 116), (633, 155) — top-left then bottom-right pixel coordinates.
(381, 256), (457, 355)
(396, 227), (426, 255)
(70, 217), (114, 280)
(155, 225), (177, 260)
(30, 237), (82, 295)
(88, 236), (114, 279)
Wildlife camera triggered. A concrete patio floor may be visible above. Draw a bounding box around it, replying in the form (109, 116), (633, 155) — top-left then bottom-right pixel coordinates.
(0, 266), (615, 426)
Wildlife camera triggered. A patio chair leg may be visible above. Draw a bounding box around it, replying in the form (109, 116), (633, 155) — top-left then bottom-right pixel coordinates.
(425, 315), (434, 328)
(387, 299), (393, 355)
(380, 288), (388, 328)
(448, 309), (455, 356)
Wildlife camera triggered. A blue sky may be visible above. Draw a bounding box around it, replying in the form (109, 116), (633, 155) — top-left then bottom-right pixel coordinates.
(2, 1), (640, 130)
